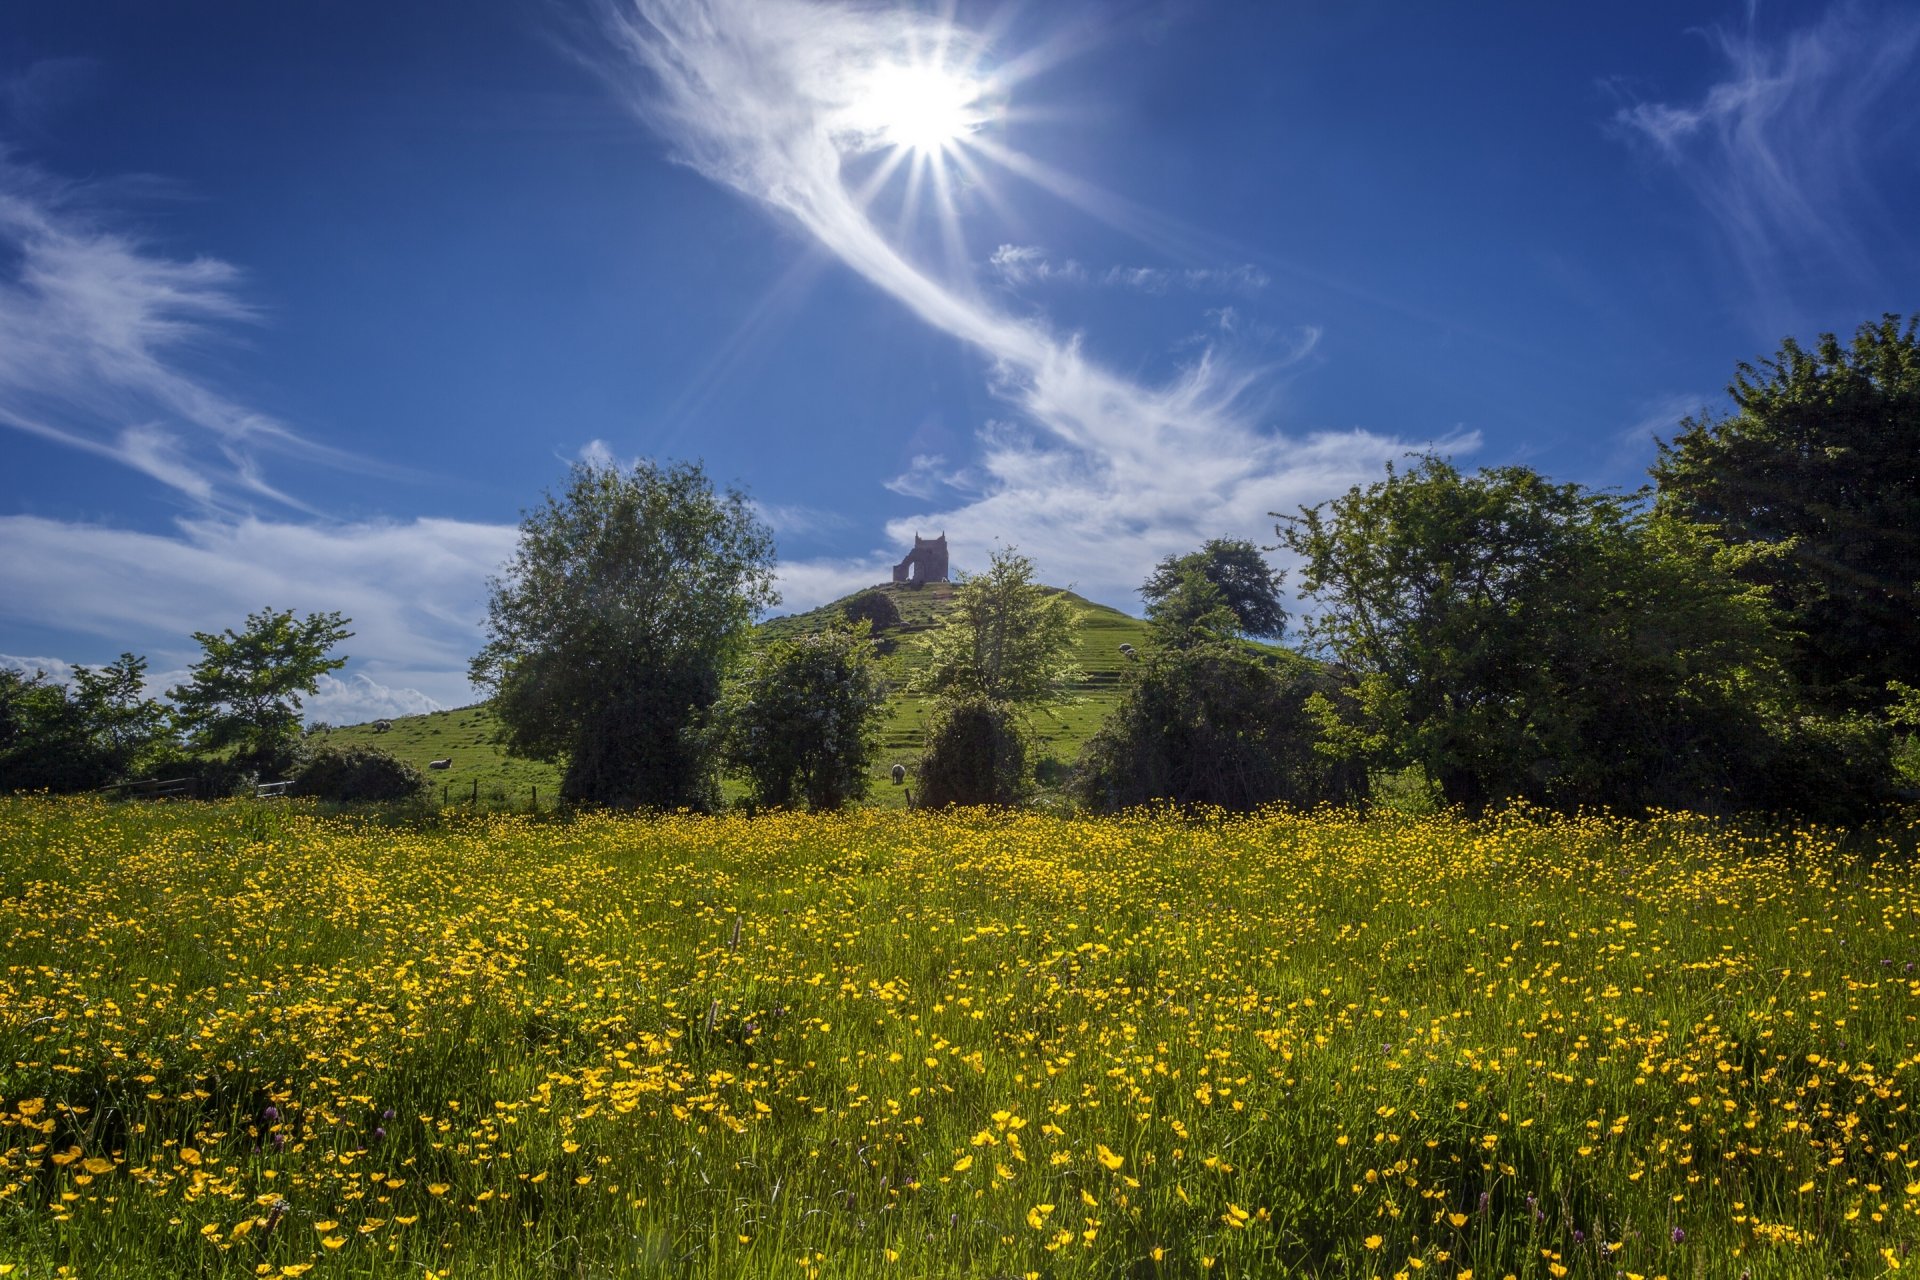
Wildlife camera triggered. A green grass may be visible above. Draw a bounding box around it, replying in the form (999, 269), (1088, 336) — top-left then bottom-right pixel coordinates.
(320, 705), (562, 808)
(3, 798), (1918, 1277)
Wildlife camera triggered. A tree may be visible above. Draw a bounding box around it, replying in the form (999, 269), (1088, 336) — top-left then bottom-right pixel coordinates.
(73, 653), (173, 777)
(915, 694), (1028, 808)
(1144, 566), (1243, 648)
(907, 547), (1078, 808)
(842, 590), (902, 632)
(0, 668), (111, 792)
(1278, 457), (1803, 814)
(720, 623), (887, 811)
(471, 459), (777, 809)
(910, 548), (1080, 706)
(1073, 641), (1363, 813)
(168, 610), (351, 778)
(1652, 314), (1920, 712)
(1140, 538), (1288, 638)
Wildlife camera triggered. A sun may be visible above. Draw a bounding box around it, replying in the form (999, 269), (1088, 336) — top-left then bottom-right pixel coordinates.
(848, 61), (985, 156)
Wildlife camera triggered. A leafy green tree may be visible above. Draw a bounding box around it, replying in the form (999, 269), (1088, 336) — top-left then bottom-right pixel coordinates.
(907, 548), (1078, 808)
(1279, 457), (1798, 813)
(1652, 314), (1920, 712)
(842, 590), (902, 632)
(1144, 566), (1243, 648)
(168, 610), (352, 777)
(1073, 641), (1362, 813)
(74, 653), (173, 776)
(910, 547), (1080, 706)
(720, 623), (887, 811)
(1141, 538), (1288, 638)
(471, 459), (777, 809)
(0, 668), (108, 792)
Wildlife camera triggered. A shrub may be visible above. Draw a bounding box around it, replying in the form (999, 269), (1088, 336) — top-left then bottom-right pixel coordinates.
(292, 745), (428, 803)
(719, 623), (887, 811)
(1072, 643), (1365, 813)
(842, 590), (901, 632)
(915, 695), (1027, 808)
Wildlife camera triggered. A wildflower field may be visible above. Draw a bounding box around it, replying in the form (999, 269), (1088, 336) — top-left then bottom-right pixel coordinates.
(3, 799), (1919, 1278)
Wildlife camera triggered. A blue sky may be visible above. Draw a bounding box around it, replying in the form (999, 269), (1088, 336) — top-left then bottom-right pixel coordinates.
(2, 0), (1917, 720)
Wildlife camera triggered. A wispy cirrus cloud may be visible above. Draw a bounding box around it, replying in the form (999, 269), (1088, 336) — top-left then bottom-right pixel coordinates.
(0, 148), (399, 511)
(1610, 3), (1920, 311)
(989, 243), (1270, 295)
(603, 0), (1452, 607)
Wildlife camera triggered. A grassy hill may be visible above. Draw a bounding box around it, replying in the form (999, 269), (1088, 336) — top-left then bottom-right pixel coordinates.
(324, 581), (1155, 808)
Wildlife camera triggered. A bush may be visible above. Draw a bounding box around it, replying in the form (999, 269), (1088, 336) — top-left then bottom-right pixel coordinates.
(719, 623), (887, 811)
(1071, 643), (1365, 813)
(292, 746), (428, 803)
(842, 591), (901, 632)
(915, 695), (1027, 808)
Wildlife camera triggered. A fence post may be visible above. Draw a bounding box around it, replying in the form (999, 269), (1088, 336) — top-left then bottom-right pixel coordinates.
(531, 785), (537, 812)
(442, 783), (449, 805)
(471, 778), (479, 806)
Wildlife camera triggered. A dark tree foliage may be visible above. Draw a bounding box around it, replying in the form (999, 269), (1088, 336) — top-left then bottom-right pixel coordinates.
(471, 459), (777, 809)
(720, 623), (887, 811)
(1652, 314), (1920, 712)
(1278, 457), (1826, 814)
(0, 669), (115, 792)
(842, 590), (902, 632)
(292, 745), (427, 803)
(1072, 642), (1364, 813)
(0, 655), (173, 793)
(1140, 539), (1288, 638)
(169, 610), (352, 778)
(915, 695), (1028, 809)
(1144, 567), (1243, 648)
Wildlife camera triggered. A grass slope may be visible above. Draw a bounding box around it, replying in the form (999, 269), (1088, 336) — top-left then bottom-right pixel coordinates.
(321, 705), (561, 807)
(762, 581), (1155, 802)
(325, 581), (1155, 808)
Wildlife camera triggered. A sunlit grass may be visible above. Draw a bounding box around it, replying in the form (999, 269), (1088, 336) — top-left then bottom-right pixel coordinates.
(2, 797), (1917, 1277)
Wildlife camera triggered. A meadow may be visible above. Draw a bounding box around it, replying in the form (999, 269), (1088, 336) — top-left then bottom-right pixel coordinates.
(2, 798), (1919, 1278)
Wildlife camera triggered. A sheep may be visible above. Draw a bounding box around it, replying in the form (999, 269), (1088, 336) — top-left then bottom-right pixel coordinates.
(372, 720), (393, 733)
(428, 758), (452, 770)
(890, 763), (907, 785)
(1117, 643), (1137, 660)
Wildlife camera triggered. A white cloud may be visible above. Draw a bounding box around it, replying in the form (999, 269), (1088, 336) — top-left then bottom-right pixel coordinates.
(604, 0), (1453, 610)
(0, 653), (78, 683)
(0, 512), (519, 712)
(1611, 4), (1920, 307)
(771, 554), (899, 613)
(752, 499), (848, 537)
(882, 452), (964, 499)
(989, 244), (1269, 295)
(0, 148), (396, 510)
(303, 672), (446, 725)
(988, 243), (1086, 286)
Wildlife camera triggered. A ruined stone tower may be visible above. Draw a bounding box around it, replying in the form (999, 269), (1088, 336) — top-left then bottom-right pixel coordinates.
(891, 533), (950, 584)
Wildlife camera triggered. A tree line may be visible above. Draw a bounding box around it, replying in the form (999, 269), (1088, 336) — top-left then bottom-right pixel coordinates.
(6, 314), (1916, 817)
(462, 315), (1917, 819)
(1, 610), (353, 795)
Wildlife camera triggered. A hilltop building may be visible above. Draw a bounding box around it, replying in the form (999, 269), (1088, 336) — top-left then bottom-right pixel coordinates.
(891, 534), (949, 585)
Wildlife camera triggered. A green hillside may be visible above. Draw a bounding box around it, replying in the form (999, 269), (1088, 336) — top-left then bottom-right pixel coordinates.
(320, 704), (563, 807)
(325, 581), (1155, 808)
